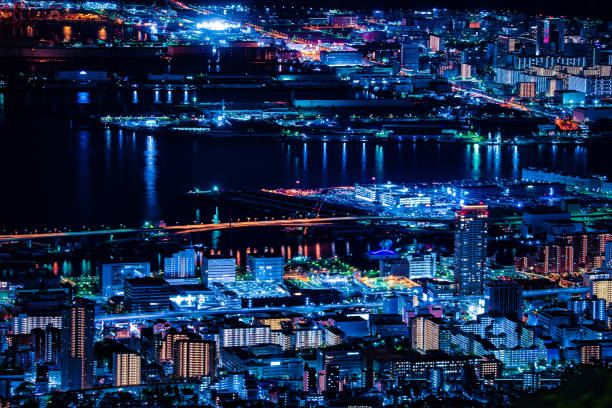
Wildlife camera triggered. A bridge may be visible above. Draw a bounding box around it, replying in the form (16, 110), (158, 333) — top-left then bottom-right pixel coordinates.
(0, 216), (455, 243)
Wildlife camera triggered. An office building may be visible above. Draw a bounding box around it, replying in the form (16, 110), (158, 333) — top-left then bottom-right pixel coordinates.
(124, 278), (171, 313)
(406, 252), (437, 279)
(484, 281), (523, 320)
(247, 255), (284, 282)
(536, 17), (565, 56)
(113, 351), (141, 387)
(101, 262), (150, 297)
(401, 43), (420, 70)
(61, 298), (95, 390)
(203, 256), (236, 287)
(174, 339), (216, 379)
(317, 349), (364, 389)
(454, 204), (488, 295)
(164, 249), (196, 279)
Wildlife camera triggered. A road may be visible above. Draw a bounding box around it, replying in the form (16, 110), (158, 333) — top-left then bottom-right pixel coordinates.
(0, 216), (454, 242)
(96, 301), (383, 322)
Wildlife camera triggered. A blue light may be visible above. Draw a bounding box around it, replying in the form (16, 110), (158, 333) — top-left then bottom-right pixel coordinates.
(366, 249), (397, 256)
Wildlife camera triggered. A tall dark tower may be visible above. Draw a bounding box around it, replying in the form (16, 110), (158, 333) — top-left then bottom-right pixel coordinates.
(454, 204), (488, 295)
(61, 298), (95, 390)
(536, 17), (565, 56)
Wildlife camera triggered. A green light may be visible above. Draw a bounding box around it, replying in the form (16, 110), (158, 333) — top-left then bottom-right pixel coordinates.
(213, 185), (219, 192)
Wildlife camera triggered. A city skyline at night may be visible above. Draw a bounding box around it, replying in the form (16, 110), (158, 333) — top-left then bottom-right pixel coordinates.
(1, 1), (612, 407)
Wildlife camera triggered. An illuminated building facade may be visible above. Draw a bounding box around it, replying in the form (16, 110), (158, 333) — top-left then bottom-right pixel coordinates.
(113, 351), (141, 387)
(454, 204), (488, 295)
(164, 249), (196, 278)
(203, 256), (236, 287)
(247, 255), (284, 282)
(174, 339), (216, 379)
(61, 298), (95, 390)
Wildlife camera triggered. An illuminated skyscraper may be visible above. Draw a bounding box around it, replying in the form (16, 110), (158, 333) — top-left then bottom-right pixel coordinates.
(485, 281), (523, 320)
(113, 351), (141, 387)
(536, 17), (565, 56)
(164, 248), (196, 278)
(173, 339), (216, 379)
(61, 298), (95, 390)
(247, 254), (284, 282)
(202, 256), (236, 287)
(592, 279), (612, 307)
(454, 204), (488, 295)
(411, 316), (449, 352)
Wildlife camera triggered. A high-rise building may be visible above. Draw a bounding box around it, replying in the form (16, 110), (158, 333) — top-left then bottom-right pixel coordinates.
(325, 364), (340, 395)
(247, 255), (284, 282)
(536, 17), (565, 56)
(101, 262), (150, 297)
(113, 351), (141, 387)
(580, 342), (602, 365)
(220, 323), (272, 348)
(124, 278), (170, 313)
(429, 35), (441, 52)
(400, 43), (420, 70)
(591, 279), (612, 307)
(484, 281), (523, 320)
(454, 204), (488, 295)
(12, 312), (61, 335)
(173, 339), (216, 379)
(158, 329), (190, 363)
(303, 364), (317, 392)
(61, 298), (95, 390)
(202, 256), (236, 287)
(411, 316), (449, 352)
(406, 252), (437, 279)
(164, 249), (196, 279)
(32, 326), (61, 364)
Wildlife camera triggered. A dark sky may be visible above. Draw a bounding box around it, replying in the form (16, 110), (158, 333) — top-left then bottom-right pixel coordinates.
(252, 0), (611, 18)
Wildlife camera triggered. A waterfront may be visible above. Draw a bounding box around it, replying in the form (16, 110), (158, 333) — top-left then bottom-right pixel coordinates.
(1, 108), (610, 230)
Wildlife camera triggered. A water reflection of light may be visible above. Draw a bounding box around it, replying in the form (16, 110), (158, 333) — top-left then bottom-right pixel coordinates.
(63, 25), (72, 41)
(144, 136), (159, 221)
(132, 90), (138, 104)
(302, 142), (308, 171)
(512, 145), (519, 179)
(154, 90), (160, 103)
(322, 142), (327, 186)
(76, 92), (90, 104)
(375, 145), (384, 180)
(361, 142), (366, 173)
(341, 142), (347, 184)
(167, 90), (172, 103)
(77, 131), (91, 223)
(493, 145), (501, 179)
(322, 142), (327, 171)
(183, 90), (189, 104)
(98, 27), (107, 41)
(471, 144), (481, 179)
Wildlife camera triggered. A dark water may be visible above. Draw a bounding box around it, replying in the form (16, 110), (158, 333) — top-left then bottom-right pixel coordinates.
(0, 88), (609, 231)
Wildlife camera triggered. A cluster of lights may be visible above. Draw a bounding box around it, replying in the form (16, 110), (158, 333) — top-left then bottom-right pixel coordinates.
(196, 20), (240, 31)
